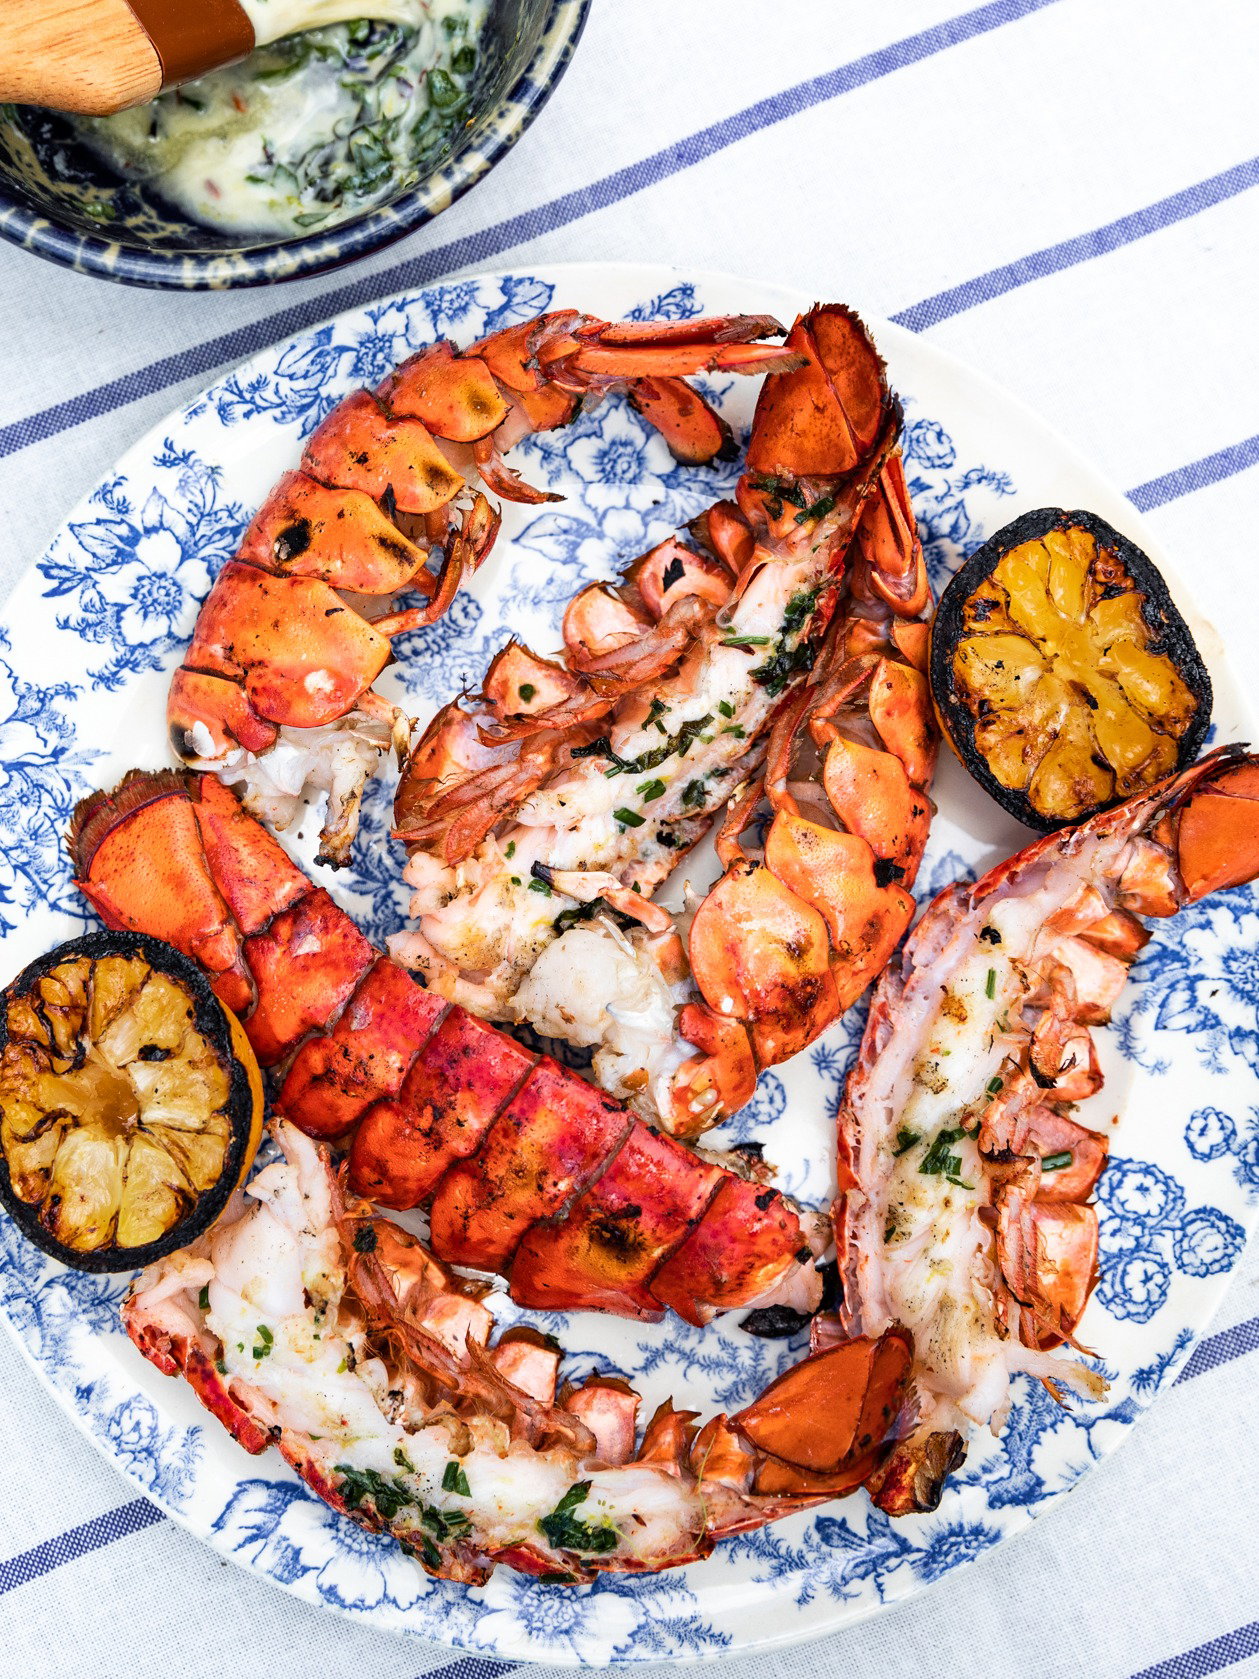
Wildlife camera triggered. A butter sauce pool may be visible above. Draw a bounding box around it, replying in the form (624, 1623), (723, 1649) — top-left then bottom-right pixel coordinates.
(73, 0), (489, 238)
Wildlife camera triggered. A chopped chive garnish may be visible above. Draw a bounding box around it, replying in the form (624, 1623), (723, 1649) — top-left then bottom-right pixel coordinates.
(538, 1481), (618, 1555)
(637, 778), (667, 801)
(722, 723), (746, 738)
(985, 968), (997, 998)
(892, 1128), (921, 1156)
(919, 1126), (972, 1187)
(442, 1460), (472, 1497)
(793, 492), (836, 525)
(198, 1285), (210, 1311)
(1041, 1151), (1074, 1172)
(527, 877), (552, 895)
(518, 683), (536, 702)
(718, 700), (735, 718)
(986, 1075), (1004, 1094)
(505, 840), (515, 859)
(721, 634), (771, 648)
(614, 807), (645, 827)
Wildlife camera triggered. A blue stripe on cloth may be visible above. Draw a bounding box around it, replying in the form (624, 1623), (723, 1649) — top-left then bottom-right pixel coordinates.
(413, 1661), (514, 1679)
(1128, 1621), (1259, 1679)
(0, 1497), (163, 1594)
(0, 0), (1062, 462)
(1176, 1313), (1259, 1384)
(893, 154), (1259, 332)
(1129, 433), (1259, 511)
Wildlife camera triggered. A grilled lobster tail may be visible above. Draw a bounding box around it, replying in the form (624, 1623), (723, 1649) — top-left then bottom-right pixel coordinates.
(123, 1118), (914, 1583)
(70, 770), (827, 1325)
(391, 305), (938, 1136)
(837, 746), (1259, 1515)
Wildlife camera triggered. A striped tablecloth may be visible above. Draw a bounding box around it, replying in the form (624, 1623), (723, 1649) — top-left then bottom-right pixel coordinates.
(1, 2), (1256, 1675)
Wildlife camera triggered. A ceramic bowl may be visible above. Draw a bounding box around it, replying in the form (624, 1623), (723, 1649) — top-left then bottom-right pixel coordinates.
(0, 0), (589, 290)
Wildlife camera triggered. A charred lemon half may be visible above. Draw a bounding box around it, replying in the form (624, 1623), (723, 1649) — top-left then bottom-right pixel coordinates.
(0, 931), (263, 1271)
(930, 507), (1212, 829)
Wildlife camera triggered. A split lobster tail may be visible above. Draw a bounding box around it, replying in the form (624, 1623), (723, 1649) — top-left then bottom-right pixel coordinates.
(167, 311), (803, 866)
(388, 303), (937, 1140)
(122, 1117), (915, 1582)
(69, 771), (829, 1327)
(836, 744), (1259, 1516)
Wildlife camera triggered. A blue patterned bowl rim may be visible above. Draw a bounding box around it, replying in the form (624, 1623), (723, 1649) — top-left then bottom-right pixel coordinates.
(0, 0), (591, 291)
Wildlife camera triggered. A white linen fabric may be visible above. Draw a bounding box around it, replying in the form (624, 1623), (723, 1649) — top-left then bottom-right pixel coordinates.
(0, 1), (1256, 1675)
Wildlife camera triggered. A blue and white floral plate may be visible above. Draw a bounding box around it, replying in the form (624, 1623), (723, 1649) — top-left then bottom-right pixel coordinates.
(1, 265), (1256, 1665)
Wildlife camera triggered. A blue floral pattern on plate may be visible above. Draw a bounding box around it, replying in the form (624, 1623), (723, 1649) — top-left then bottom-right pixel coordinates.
(0, 266), (1255, 1664)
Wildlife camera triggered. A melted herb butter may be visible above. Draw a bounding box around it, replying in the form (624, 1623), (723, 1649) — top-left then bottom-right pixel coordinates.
(71, 0), (487, 237)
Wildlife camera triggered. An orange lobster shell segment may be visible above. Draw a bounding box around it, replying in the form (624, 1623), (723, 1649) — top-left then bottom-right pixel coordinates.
(868, 657), (936, 789)
(1032, 1112), (1109, 1202)
(242, 888), (376, 1067)
(562, 584), (650, 662)
(632, 537), (733, 618)
(427, 1060), (633, 1271)
(649, 1176), (811, 1327)
(278, 958), (446, 1141)
(627, 377), (733, 466)
(666, 1003), (757, 1137)
(186, 563), (393, 730)
(1175, 761), (1259, 900)
(167, 668), (279, 760)
(763, 813), (915, 1014)
(821, 735), (931, 883)
(856, 455), (930, 619)
(688, 859), (840, 1066)
(189, 772), (310, 937)
(735, 1329), (913, 1475)
(997, 1193), (1099, 1352)
(346, 1009), (530, 1209)
(745, 305), (886, 479)
(302, 389), (464, 514)
(376, 342), (511, 441)
(470, 313), (565, 392)
(510, 1124), (723, 1319)
(482, 641), (584, 722)
(72, 783), (250, 1013)
(236, 470), (429, 593)
(696, 500), (755, 575)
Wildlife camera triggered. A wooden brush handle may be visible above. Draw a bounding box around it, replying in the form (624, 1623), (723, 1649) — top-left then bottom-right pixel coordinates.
(0, 0), (255, 116)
